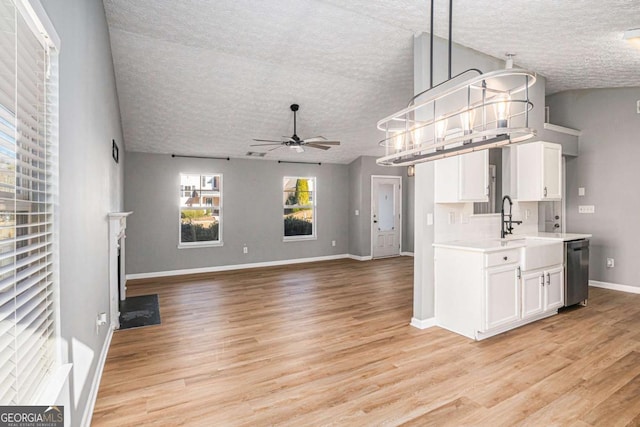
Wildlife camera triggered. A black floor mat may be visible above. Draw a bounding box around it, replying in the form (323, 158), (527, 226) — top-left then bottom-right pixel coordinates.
(119, 294), (161, 330)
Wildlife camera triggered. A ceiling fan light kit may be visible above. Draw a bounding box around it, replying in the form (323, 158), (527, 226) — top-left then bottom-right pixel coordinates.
(623, 28), (640, 40)
(376, 1), (537, 167)
(251, 104), (341, 154)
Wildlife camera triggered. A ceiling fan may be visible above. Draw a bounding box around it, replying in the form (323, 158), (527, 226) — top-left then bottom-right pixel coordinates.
(251, 104), (341, 153)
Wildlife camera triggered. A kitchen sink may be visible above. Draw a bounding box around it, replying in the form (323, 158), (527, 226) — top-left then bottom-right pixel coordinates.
(520, 239), (563, 271)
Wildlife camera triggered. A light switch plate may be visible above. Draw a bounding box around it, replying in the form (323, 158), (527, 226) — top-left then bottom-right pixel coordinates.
(578, 205), (595, 214)
(637, 100), (640, 114)
(578, 187), (585, 196)
(427, 213), (434, 225)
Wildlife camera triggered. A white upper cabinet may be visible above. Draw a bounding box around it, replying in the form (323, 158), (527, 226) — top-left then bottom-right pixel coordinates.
(516, 141), (562, 201)
(435, 150), (488, 203)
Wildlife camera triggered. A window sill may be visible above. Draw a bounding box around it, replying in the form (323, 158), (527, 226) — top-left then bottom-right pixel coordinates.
(283, 236), (317, 243)
(178, 241), (224, 249)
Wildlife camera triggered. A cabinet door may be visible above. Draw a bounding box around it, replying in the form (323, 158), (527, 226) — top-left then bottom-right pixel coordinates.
(460, 150), (488, 202)
(542, 143), (562, 200)
(517, 141), (562, 201)
(484, 264), (520, 331)
(544, 266), (564, 311)
(522, 271), (544, 318)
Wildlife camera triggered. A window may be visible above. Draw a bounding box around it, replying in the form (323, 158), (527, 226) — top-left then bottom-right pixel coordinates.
(179, 174), (222, 247)
(283, 177), (315, 240)
(0, 0), (59, 404)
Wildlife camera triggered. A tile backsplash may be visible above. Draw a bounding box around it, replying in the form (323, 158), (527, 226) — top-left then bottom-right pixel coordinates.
(434, 201), (539, 243)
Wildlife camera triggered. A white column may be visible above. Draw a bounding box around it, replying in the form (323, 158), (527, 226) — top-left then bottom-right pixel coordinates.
(411, 33), (436, 327)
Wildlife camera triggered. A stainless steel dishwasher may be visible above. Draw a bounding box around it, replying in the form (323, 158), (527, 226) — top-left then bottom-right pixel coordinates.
(564, 239), (589, 306)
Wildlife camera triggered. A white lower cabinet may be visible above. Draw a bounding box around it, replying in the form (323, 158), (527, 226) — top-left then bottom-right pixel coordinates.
(435, 245), (564, 341)
(522, 265), (564, 320)
(484, 264), (520, 331)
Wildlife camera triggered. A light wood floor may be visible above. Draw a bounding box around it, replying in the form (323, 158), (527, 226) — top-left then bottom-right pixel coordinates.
(93, 257), (640, 426)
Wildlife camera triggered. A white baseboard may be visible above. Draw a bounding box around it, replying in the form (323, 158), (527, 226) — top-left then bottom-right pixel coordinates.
(127, 254), (355, 280)
(81, 326), (114, 427)
(400, 252), (414, 257)
(589, 280), (640, 294)
(410, 317), (436, 329)
(347, 254), (373, 262)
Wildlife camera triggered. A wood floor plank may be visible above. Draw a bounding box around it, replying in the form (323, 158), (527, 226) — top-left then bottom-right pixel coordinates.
(92, 258), (640, 426)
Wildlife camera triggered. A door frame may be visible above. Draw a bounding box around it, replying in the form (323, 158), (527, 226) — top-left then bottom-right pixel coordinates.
(370, 175), (402, 258)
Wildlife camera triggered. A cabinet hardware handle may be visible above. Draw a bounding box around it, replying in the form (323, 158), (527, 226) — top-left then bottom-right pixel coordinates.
(546, 272), (550, 285)
(544, 187), (548, 197)
(517, 266), (521, 279)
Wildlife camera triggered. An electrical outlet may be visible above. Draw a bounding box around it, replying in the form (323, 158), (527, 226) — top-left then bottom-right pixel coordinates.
(578, 187), (585, 196)
(637, 100), (640, 114)
(243, 246), (248, 254)
(331, 240), (336, 247)
(607, 258), (615, 268)
(96, 312), (107, 334)
(448, 212), (456, 224)
(355, 209), (359, 216)
(578, 205), (595, 214)
(427, 213), (433, 225)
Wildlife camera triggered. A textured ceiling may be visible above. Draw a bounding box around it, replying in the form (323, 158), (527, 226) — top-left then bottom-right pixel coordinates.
(104, 0), (640, 164)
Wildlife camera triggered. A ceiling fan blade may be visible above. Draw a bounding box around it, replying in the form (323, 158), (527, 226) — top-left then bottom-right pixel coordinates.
(282, 136), (296, 142)
(252, 138), (283, 143)
(305, 143), (331, 151)
(250, 143), (284, 146)
(301, 136), (327, 142)
(268, 146), (284, 152)
(308, 140), (340, 145)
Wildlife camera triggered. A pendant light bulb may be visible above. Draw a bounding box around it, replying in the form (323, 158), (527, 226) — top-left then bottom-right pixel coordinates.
(412, 125), (424, 147)
(435, 118), (448, 143)
(394, 132), (405, 151)
(460, 109), (476, 134)
(493, 96), (511, 128)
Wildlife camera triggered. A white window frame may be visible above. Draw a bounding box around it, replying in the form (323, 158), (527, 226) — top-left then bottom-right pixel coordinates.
(0, 0), (62, 405)
(283, 176), (317, 242)
(178, 173), (223, 248)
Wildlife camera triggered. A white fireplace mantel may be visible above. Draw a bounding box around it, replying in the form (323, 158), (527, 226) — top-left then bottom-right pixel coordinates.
(108, 212), (132, 329)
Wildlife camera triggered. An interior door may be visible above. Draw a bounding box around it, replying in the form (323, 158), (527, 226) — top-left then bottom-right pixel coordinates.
(372, 176), (401, 258)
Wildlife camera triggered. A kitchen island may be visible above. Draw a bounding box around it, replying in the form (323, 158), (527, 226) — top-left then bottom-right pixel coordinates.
(434, 232), (591, 340)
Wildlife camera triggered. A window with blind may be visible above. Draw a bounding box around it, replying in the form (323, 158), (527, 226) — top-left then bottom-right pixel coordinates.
(0, 0), (59, 404)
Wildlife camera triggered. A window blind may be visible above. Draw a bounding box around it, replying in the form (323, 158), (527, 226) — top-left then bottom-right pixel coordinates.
(0, 0), (57, 405)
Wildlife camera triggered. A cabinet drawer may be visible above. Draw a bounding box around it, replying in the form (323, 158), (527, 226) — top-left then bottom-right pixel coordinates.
(486, 249), (520, 267)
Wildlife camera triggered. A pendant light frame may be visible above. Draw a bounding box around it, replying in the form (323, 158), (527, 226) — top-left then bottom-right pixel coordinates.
(376, 0), (537, 167)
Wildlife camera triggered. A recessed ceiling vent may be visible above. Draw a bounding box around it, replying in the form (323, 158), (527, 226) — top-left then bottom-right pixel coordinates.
(246, 151), (266, 157)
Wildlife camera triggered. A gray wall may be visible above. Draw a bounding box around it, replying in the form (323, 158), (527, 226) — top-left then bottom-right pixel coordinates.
(347, 156), (413, 257)
(41, 0), (124, 424)
(547, 88), (640, 288)
(125, 153), (349, 274)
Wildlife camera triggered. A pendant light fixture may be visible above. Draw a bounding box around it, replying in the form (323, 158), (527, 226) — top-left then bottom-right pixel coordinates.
(376, 1), (537, 167)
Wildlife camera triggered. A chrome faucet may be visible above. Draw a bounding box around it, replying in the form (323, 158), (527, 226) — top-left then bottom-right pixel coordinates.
(501, 195), (522, 238)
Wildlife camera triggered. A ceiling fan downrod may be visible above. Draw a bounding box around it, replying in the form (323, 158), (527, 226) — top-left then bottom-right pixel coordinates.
(290, 103), (299, 141)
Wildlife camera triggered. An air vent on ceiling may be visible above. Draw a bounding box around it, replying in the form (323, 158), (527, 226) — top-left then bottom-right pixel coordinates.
(246, 151), (266, 157)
